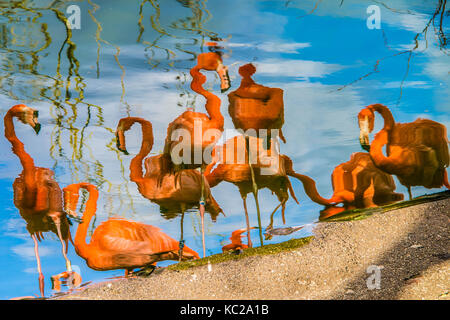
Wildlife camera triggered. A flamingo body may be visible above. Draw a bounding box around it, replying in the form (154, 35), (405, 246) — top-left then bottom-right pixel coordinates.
(5, 104), (75, 296)
(64, 183), (199, 273)
(222, 228), (252, 253)
(228, 63), (285, 142)
(164, 52), (230, 168)
(330, 152), (404, 208)
(13, 167), (71, 243)
(116, 117), (222, 220)
(358, 104), (449, 194)
(81, 218), (198, 271)
(206, 135), (298, 224)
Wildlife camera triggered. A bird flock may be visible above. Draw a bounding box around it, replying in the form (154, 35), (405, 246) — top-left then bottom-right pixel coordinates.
(4, 47), (449, 298)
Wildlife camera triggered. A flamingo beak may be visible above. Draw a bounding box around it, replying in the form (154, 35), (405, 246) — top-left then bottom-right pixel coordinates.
(116, 131), (129, 155)
(26, 110), (41, 134)
(33, 123), (41, 135)
(216, 61), (231, 93)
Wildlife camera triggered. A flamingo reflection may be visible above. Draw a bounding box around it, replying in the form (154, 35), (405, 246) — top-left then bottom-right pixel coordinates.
(287, 152), (404, 220)
(164, 51), (230, 168)
(358, 104), (449, 199)
(4, 104), (78, 297)
(116, 117), (222, 259)
(63, 182), (199, 276)
(162, 51), (230, 256)
(205, 135), (300, 247)
(222, 63), (287, 245)
(228, 63), (286, 143)
(222, 227), (254, 253)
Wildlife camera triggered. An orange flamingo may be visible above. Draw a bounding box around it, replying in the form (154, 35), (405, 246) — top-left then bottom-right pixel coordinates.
(358, 104), (449, 199)
(205, 135), (300, 247)
(4, 104), (77, 297)
(116, 117), (223, 258)
(221, 63), (286, 245)
(295, 152), (404, 220)
(163, 51), (230, 169)
(228, 63), (286, 143)
(50, 271), (82, 293)
(161, 51), (229, 257)
(63, 182), (200, 275)
(221, 228), (254, 253)
(207, 136), (403, 227)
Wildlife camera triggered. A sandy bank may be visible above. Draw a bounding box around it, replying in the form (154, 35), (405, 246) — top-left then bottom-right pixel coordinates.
(58, 195), (449, 300)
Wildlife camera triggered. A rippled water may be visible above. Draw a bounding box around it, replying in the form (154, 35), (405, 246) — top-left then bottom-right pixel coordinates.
(0, 0), (448, 299)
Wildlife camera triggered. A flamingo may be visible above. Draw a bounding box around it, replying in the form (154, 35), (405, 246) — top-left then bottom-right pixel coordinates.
(161, 51), (229, 257)
(163, 51), (230, 169)
(116, 116), (223, 259)
(63, 182), (200, 275)
(228, 63), (286, 143)
(296, 152), (404, 220)
(358, 104), (450, 199)
(50, 271), (82, 293)
(222, 228), (254, 253)
(221, 63), (286, 246)
(205, 135), (300, 247)
(4, 104), (78, 297)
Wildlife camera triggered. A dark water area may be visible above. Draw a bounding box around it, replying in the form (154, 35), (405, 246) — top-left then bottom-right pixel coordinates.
(0, 0), (448, 299)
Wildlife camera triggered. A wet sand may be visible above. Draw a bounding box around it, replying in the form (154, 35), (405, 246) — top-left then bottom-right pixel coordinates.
(58, 196), (449, 300)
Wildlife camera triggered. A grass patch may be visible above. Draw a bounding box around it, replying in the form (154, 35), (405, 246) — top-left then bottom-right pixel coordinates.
(321, 190), (450, 222)
(168, 236), (314, 271)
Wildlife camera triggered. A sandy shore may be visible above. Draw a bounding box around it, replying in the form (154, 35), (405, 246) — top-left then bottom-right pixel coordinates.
(58, 195), (449, 300)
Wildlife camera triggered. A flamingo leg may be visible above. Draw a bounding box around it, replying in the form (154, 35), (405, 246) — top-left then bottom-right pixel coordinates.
(267, 202), (283, 230)
(178, 205), (185, 262)
(125, 269), (133, 277)
(407, 186), (413, 200)
(444, 170), (450, 189)
(31, 234), (45, 297)
(246, 136), (263, 246)
(242, 196), (252, 248)
(54, 220), (72, 273)
(199, 166), (206, 258)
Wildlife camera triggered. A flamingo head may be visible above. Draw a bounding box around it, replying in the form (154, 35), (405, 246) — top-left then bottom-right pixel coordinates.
(63, 183), (98, 222)
(197, 52), (231, 93)
(177, 245), (200, 260)
(63, 185), (81, 219)
(358, 107), (375, 152)
(11, 104), (41, 134)
(115, 118), (136, 155)
(238, 63), (256, 79)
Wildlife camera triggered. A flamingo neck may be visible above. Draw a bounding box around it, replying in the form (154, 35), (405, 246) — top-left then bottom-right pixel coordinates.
(129, 119), (154, 182)
(4, 110), (36, 194)
(370, 129), (391, 169)
(368, 104), (395, 168)
(240, 74), (255, 87)
(291, 172), (337, 206)
(190, 66), (224, 128)
(74, 186), (99, 259)
(369, 104), (395, 132)
(283, 155), (336, 206)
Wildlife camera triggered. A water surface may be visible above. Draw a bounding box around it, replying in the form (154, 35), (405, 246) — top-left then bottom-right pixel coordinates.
(0, 0), (448, 299)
